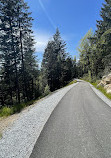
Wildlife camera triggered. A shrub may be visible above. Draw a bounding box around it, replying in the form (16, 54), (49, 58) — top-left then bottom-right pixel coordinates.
(0, 133), (2, 139)
(0, 100), (36, 117)
(91, 76), (98, 83)
(82, 74), (89, 81)
(0, 107), (13, 117)
(43, 84), (50, 97)
(67, 80), (77, 86)
(13, 103), (25, 113)
(88, 70), (92, 82)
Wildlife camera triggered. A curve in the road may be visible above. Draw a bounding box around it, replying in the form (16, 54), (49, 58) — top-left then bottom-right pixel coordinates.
(30, 81), (111, 158)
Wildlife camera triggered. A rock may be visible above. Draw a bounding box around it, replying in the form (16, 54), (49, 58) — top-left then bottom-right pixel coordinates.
(108, 73), (111, 77)
(104, 84), (111, 94)
(108, 74), (111, 79)
(97, 81), (105, 87)
(107, 88), (111, 94)
(97, 73), (111, 94)
(104, 76), (111, 84)
(102, 75), (106, 80)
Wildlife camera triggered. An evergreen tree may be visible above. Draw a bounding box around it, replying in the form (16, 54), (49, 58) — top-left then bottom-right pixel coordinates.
(77, 29), (93, 76)
(72, 56), (77, 78)
(63, 56), (73, 82)
(77, 0), (111, 79)
(95, 0), (111, 75)
(0, 0), (38, 106)
(0, 0), (21, 104)
(42, 29), (71, 91)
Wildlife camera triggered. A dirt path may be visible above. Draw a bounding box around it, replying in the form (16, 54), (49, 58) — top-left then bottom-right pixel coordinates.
(0, 114), (19, 135)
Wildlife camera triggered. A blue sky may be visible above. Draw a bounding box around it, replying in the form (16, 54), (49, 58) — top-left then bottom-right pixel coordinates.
(25, 0), (104, 63)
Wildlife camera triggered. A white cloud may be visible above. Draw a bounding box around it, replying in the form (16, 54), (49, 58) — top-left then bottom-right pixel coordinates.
(35, 41), (46, 52)
(34, 30), (52, 53)
(33, 29), (77, 54)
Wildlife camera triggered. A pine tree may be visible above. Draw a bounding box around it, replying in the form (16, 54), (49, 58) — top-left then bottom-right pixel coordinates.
(0, 0), (21, 104)
(42, 29), (68, 91)
(23, 35), (39, 100)
(77, 0), (111, 79)
(0, 0), (39, 106)
(63, 56), (73, 83)
(72, 56), (77, 78)
(77, 29), (93, 76)
(17, 0), (36, 101)
(96, 0), (111, 75)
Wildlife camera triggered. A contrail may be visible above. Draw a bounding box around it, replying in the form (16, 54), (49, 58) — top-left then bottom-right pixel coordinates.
(38, 0), (56, 30)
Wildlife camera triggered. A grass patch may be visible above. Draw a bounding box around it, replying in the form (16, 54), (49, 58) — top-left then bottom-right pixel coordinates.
(81, 77), (111, 100)
(67, 80), (77, 86)
(0, 93), (52, 118)
(0, 107), (13, 117)
(13, 100), (36, 113)
(0, 133), (2, 139)
(91, 82), (111, 100)
(0, 80), (77, 118)
(0, 100), (36, 117)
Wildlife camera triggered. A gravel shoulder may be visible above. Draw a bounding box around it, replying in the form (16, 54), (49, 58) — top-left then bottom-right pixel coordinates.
(0, 96), (48, 136)
(0, 82), (78, 158)
(0, 114), (19, 136)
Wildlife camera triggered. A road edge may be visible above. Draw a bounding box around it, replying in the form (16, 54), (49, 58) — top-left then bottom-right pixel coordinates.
(28, 82), (79, 158)
(0, 82), (79, 158)
(89, 83), (111, 107)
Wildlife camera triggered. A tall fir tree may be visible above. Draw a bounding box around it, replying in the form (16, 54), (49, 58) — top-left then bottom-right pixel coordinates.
(0, 0), (21, 104)
(42, 29), (72, 91)
(95, 0), (111, 75)
(0, 0), (38, 106)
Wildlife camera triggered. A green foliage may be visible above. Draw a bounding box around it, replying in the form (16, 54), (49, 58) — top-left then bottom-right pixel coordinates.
(0, 100), (36, 117)
(88, 70), (92, 83)
(38, 74), (48, 95)
(0, 107), (13, 117)
(0, 0), (39, 107)
(43, 85), (51, 97)
(1, 0), (111, 116)
(42, 28), (75, 92)
(66, 80), (77, 86)
(12, 100), (36, 113)
(81, 74), (89, 82)
(78, 29), (93, 54)
(12, 103), (26, 113)
(77, 29), (94, 76)
(91, 83), (111, 100)
(77, 0), (111, 79)
(81, 76), (111, 100)
(0, 133), (2, 139)
(91, 76), (98, 83)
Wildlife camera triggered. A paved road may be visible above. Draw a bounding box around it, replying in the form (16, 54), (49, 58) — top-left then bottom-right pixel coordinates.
(30, 81), (111, 158)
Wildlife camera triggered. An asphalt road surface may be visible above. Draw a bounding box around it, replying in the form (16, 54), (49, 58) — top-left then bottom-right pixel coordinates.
(30, 81), (111, 158)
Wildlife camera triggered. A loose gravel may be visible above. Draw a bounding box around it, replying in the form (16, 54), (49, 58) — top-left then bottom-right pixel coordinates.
(0, 83), (78, 158)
